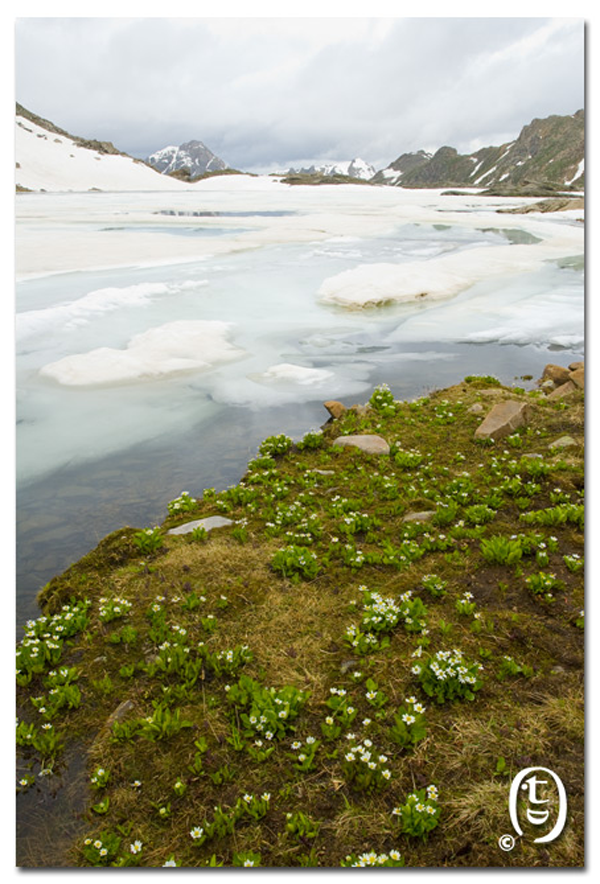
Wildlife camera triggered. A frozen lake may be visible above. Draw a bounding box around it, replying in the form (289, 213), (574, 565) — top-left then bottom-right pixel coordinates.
(15, 178), (584, 627)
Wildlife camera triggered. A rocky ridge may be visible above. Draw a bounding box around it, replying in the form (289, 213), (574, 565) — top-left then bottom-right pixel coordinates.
(373, 110), (584, 192)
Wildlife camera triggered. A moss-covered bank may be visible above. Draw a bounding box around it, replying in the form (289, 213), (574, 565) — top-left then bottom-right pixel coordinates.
(16, 374), (584, 868)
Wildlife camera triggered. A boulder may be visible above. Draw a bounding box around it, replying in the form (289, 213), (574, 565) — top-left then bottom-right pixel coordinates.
(568, 361), (584, 372)
(474, 400), (529, 440)
(323, 400), (346, 420)
(570, 367), (584, 389)
(547, 380), (578, 401)
(333, 434), (390, 455)
(540, 379), (556, 393)
(167, 516), (234, 536)
(542, 364), (571, 385)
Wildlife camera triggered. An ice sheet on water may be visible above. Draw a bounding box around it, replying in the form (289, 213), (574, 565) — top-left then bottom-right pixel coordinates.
(17, 279), (209, 339)
(39, 320), (245, 386)
(386, 264), (584, 349)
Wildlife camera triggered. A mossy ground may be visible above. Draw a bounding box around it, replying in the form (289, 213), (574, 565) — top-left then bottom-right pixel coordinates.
(16, 376), (584, 868)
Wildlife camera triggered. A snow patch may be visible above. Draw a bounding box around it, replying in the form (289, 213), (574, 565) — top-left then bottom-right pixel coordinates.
(39, 320), (244, 386)
(255, 363), (334, 386)
(565, 159), (584, 185)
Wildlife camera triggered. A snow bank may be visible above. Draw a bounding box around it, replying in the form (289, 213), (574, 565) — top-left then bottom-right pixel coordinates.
(39, 320), (244, 386)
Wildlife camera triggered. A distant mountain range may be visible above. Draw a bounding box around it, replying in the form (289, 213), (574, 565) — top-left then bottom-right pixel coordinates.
(285, 158), (375, 181)
(146, 141), (229, 180)
(374, 110), (584, 191)
(15, 102), (584, 194)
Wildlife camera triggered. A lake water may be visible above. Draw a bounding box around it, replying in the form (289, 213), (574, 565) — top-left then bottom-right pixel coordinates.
(15, 180), (584, 630)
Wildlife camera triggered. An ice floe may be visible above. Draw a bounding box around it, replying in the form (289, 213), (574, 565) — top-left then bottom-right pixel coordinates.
(39, 320), (244, 386)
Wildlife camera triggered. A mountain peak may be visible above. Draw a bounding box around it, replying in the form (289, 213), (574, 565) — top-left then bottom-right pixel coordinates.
(147, 140), (228, 179)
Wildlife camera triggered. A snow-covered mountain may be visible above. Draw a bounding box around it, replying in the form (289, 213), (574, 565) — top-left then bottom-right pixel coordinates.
(286, 158), (375, 181)
(146, 141), (228, 179)
(15, 104), (189, 193)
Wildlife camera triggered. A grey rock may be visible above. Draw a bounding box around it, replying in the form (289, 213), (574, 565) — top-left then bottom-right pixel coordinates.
(540, 379), (556, 393)
(549, 435), (577, 450)
(106, 699), (135, 727)
(333, 434), (390, 455)
(474, 400), (529, 441)
(468, 403), (484, 413)
(349, 404), (371, 416)
(402, 511), (436, 523)
(167, 515), (234, 536)
(311, 469), (335, 476)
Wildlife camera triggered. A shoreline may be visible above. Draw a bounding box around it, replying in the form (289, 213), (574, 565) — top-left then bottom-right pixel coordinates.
(16, 365), (584, 868)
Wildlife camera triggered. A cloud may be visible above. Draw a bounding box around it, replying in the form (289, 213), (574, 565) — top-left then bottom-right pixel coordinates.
(15, 17), (584, 171)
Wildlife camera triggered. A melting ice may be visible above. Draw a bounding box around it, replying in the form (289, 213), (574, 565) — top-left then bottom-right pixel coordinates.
(16, 179), (584, 491)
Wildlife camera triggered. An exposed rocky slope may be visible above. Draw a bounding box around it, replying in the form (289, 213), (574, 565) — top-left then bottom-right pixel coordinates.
(374, 111), (584, 191)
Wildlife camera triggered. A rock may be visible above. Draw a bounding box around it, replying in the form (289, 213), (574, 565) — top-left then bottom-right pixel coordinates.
(549, 435), (577, 450)
(105, 699), (135, 727)
(547, 380), (578, 401)
(474, 400), (529, 440)
(570, 367), (584, 389)
(402, 511), (436, 523)
(324, 400), (346, 419)
(349, 404), (371, 416)
(311, 469), (335, 476)
(568, 361), (584, 372)
(468, 403), (484, 413)
(333, 434), (390, 455)
(540, 379), (556, 393)
(167, 516), (234, 536)
(542, 363), (571, 385)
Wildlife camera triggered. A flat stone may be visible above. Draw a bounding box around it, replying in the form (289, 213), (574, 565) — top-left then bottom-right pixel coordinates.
(468, 403), (484, 413)
(547, 380), (578, 401)
(333, 434), (390, 455)
(549, 435), (578, 450)
(568, 361), (584, 372)
(542, 363), (571, 385)
(570, 367), (584, 389)
(402, 510), (436, 523)
(323, 400), (346, 419)
(167, 516), (234, 536)
(474, 400), (529, 441)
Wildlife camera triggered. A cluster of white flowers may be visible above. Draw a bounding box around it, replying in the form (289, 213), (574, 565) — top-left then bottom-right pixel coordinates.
(344, 849), (402, 867)
(98, 596), (132, 621)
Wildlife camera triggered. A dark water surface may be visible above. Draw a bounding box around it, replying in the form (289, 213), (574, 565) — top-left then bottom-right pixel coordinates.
(16, 339), (581, 634)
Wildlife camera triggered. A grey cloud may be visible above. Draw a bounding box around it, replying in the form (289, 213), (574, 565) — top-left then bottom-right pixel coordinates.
(16, 17), (584, 172)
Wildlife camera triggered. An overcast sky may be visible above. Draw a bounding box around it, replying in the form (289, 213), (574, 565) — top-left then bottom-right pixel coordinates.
(15, 16), (584, 172)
